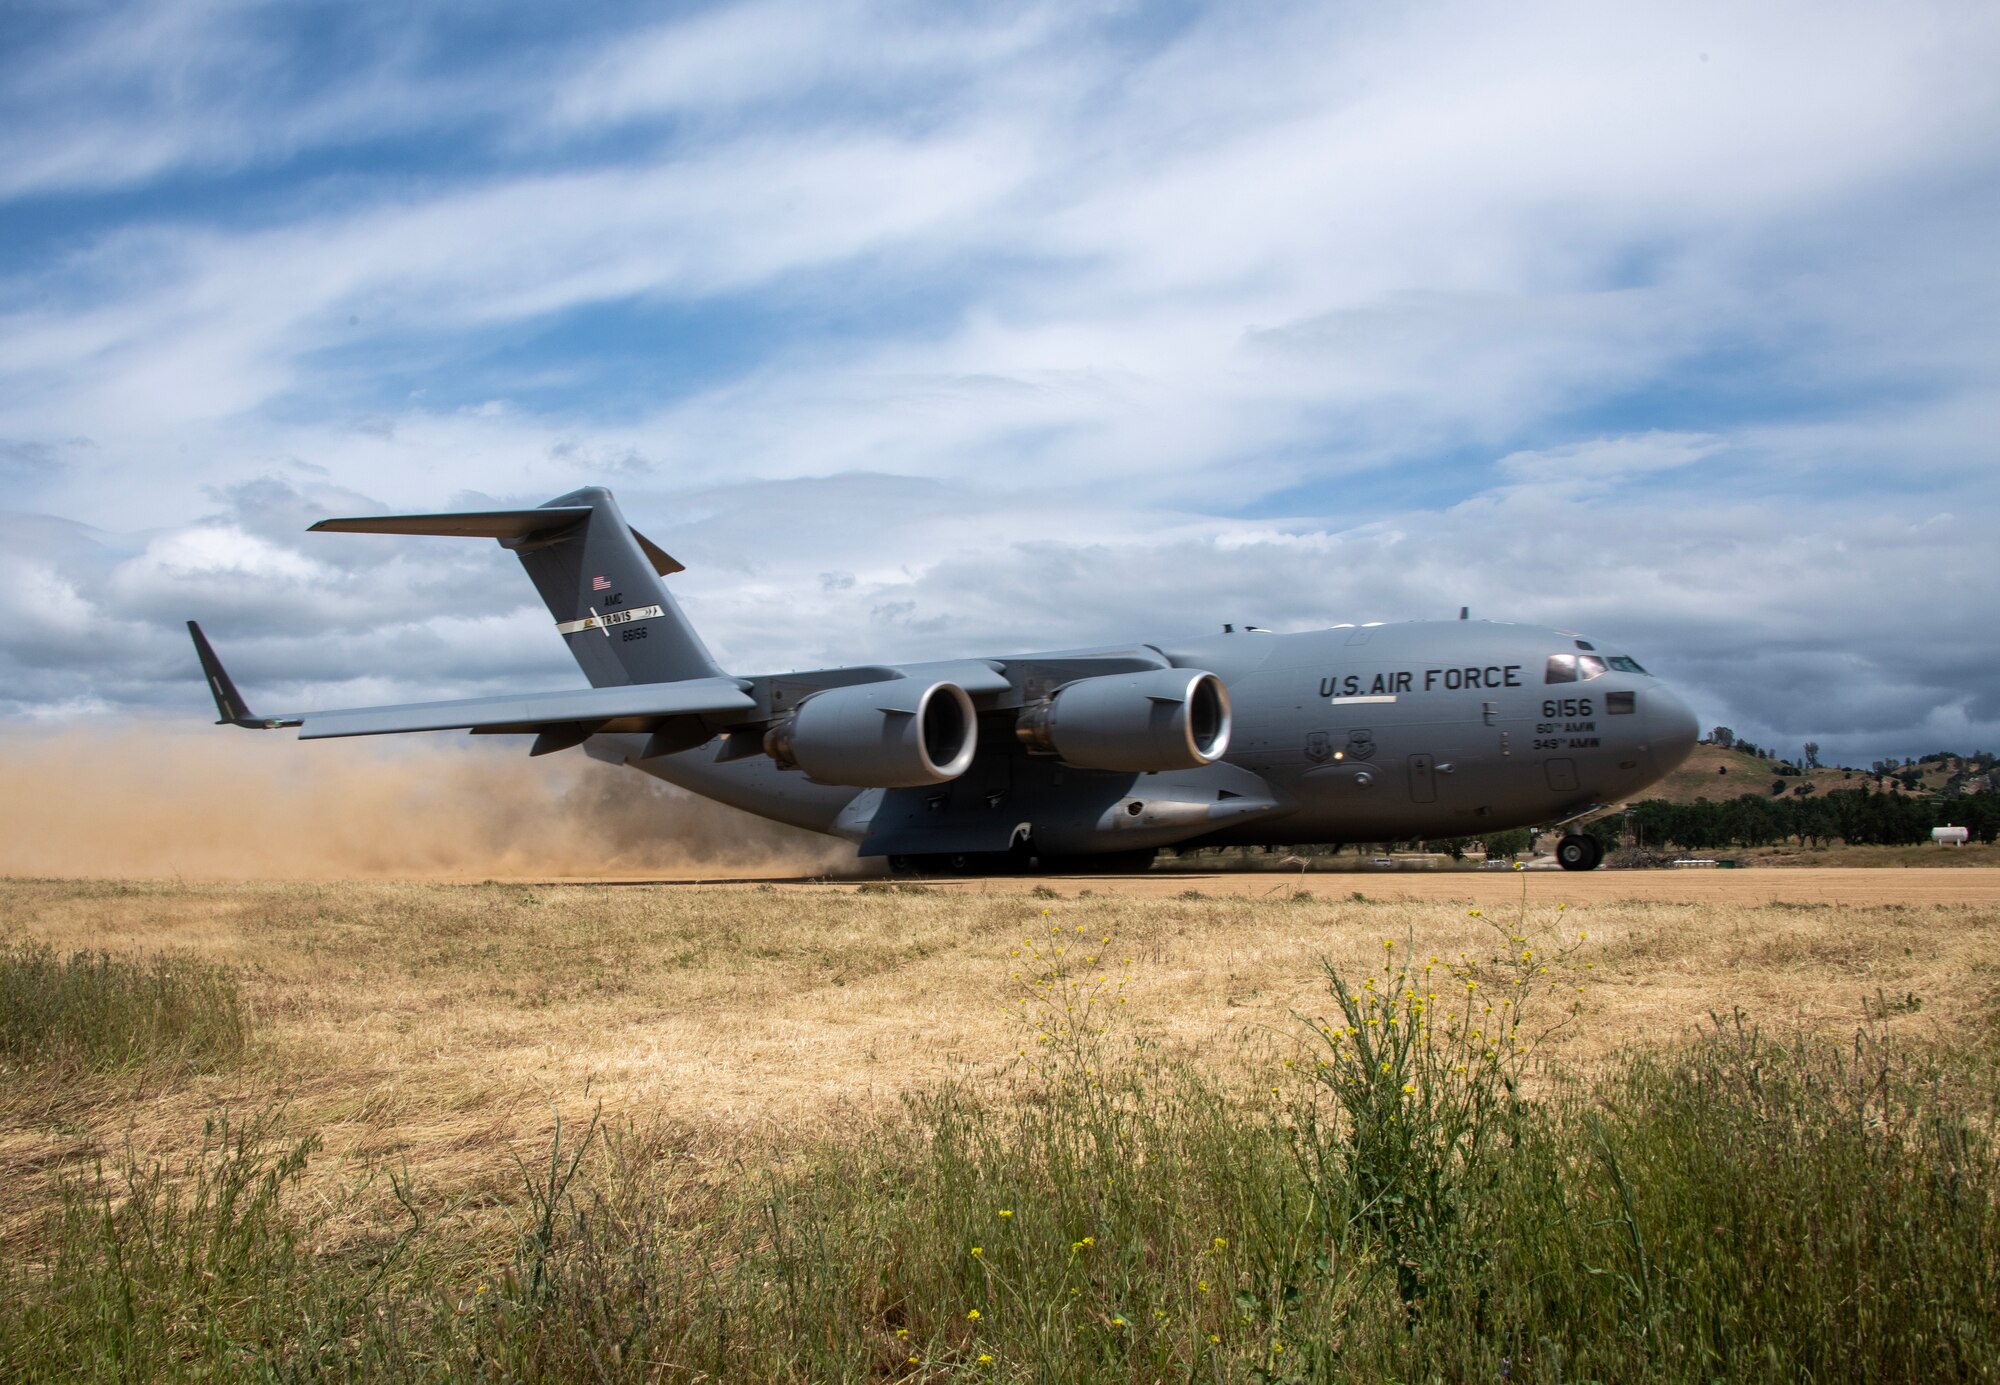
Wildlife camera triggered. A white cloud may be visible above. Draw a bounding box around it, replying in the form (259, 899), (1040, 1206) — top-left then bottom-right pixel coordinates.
(546, 0), (1065, 128)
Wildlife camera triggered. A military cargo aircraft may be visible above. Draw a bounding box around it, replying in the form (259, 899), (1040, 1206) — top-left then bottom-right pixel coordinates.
(189, 486), (1700, 872)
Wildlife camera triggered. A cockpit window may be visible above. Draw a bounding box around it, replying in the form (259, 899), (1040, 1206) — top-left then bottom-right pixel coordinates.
(1574, 639), (1596, 651)
(1607, 655), (1647, 674)
(1548, 653), (1611, 683)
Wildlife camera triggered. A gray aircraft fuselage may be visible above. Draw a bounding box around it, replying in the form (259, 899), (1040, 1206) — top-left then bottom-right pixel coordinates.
(585, 619), (1698, 860)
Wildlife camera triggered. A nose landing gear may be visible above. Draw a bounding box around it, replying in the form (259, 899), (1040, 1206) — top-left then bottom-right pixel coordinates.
(1556, 833), (1604, 871)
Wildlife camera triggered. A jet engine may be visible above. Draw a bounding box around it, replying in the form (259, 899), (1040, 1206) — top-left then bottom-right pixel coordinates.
(764, 679), (978, 787)
(1014, 669), (1230, 772)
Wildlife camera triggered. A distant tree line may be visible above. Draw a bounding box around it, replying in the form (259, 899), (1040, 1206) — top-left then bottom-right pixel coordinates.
(1176, 786), (1997, 864)
(1589, 788), (2000, 853)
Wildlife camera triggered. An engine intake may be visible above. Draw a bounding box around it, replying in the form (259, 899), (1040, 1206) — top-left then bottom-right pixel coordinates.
(764, 679), (977, 787)
(1015, 669), (1230, 772)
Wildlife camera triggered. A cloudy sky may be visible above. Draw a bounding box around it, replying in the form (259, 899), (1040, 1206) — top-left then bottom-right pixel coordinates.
(2, 0), (1996, 768)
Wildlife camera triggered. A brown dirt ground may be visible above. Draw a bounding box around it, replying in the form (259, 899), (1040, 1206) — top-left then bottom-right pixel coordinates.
(4, 871), (1997, 1246)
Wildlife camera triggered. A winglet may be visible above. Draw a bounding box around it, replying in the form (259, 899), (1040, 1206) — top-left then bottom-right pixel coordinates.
(187, 621), (299, 729)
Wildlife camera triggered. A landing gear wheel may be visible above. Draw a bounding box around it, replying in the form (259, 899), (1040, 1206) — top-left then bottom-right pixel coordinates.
(1556, 834), (1603, 871)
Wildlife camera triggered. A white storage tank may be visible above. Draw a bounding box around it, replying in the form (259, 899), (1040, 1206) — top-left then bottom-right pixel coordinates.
(1933, 825), (1970, 846)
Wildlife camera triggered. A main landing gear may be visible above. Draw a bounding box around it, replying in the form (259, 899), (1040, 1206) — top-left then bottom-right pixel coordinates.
(1556, 834), (1604, 872)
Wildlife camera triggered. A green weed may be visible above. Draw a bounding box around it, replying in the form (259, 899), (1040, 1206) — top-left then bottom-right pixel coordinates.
(0, 943), (247, 1076)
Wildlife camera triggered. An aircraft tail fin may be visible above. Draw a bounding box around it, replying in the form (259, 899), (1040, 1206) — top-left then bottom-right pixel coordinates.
(310, 487), (726, 688)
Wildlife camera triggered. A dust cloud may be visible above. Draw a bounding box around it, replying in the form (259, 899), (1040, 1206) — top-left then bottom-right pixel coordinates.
(0, 728), (857, 880)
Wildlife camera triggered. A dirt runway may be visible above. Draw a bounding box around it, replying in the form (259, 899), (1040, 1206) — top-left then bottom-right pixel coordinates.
(538, 866), (2000, 907)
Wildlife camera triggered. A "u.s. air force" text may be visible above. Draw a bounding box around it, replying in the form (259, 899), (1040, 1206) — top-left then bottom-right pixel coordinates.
(1319, 664), (1523, 698)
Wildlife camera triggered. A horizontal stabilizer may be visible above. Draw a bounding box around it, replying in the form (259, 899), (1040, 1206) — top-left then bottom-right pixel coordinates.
(309, 508), (591, 540)
(310, 508), (685, 576)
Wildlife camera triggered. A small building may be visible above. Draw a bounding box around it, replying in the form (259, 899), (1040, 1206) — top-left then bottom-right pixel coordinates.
(1933, 825), (1971, 846)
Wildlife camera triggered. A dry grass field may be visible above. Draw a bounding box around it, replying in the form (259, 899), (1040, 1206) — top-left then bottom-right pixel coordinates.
(5, 869), (1996, 1237)
(4, 867), (1998, 1380)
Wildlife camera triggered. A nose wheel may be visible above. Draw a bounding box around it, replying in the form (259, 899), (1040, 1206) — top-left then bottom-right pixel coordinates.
(1556, 834), (1604, 871)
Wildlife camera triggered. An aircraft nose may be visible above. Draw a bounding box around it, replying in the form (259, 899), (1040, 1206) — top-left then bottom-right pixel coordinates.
(1646, 684), (1700, 776)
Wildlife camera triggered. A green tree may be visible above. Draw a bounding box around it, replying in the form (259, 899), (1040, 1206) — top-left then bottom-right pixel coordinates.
(1583, 815), (1625, 851)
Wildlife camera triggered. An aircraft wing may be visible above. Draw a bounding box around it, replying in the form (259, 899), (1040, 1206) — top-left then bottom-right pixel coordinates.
(291, 680), (756, 740)
(749, 649), (1171, 712)
(188, 621), (754, 740)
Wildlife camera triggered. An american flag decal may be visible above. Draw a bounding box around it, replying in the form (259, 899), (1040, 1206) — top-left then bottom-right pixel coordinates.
(591, 575), (612, 591)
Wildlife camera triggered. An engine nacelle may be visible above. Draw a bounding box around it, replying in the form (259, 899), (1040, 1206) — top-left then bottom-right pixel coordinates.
(1014, 669), (1230, 772)
(764, 679), (978, 787)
